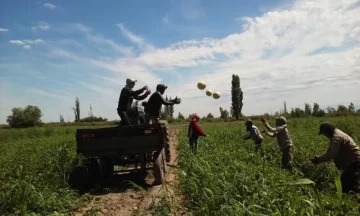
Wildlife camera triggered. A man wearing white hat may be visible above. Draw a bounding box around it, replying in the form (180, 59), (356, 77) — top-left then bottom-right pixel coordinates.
(117, 78), (151, 125)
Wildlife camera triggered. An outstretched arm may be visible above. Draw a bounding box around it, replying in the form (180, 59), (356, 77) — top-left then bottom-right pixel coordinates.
(159, 94), (176, 105)
(129, 86), (147, 97)
(134, 89), (151, 100)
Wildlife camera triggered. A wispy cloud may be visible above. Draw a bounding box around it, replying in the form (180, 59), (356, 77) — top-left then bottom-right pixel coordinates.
(31, 21), (50, 31)
(0, 28), (9, 32)
(70, 23), (133, 56)
(9, 40), (25, 45)
(2, 0), (360, 123)
(9, 39), (44, 49)
(116, 23), (155, 51)
(43, 2), (56, 9)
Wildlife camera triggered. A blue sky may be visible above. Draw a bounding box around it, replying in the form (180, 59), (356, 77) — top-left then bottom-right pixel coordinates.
(0, 0), (359, 123)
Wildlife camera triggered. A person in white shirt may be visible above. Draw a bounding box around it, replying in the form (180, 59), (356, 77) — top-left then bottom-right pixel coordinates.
(243, 119), (263, 152)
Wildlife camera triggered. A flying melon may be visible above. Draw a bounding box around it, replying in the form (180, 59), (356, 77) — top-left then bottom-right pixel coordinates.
(213, 92), (220, 99)
(206, 90), (213, 96)
(197, 81), (206, 90)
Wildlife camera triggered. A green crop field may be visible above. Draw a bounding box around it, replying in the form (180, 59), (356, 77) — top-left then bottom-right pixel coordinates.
(177, 117), (360, 215)
(1, 117), (360, 215)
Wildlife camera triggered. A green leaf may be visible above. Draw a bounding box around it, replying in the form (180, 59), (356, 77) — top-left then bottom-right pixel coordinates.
(278, 178), (315, 186)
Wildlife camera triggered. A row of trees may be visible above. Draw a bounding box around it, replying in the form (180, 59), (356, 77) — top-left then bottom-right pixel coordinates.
(272, 101), (359, 118)
(6, 97), (107, 128)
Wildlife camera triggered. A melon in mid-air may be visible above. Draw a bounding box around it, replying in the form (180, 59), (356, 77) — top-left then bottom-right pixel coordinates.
(213, 92), (220, 99)
(206, 90), (213, 96)
(197, 81), (206, 90)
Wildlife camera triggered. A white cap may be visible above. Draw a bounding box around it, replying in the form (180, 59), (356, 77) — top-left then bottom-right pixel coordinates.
(126, 78), (137, 85)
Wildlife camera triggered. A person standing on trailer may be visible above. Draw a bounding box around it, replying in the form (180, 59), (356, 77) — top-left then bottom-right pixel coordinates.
(117, 78), (151, 125)
(311, 122), (360, 194)
(188, 113), (207, 154)
(144, 84), (181, 124)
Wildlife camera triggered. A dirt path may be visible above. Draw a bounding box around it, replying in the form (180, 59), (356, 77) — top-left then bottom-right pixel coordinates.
(72, 129), (184, 216)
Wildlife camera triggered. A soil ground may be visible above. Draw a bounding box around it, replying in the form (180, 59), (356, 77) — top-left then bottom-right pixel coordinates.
(72, 128), (186, 216)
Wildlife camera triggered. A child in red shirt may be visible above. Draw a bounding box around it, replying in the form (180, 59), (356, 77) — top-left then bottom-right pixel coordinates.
(188, 113), (206, 153)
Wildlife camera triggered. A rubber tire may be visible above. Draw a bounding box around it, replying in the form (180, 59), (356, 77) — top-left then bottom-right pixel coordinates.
(68, 165), (91, 194)
(85, 158), (101, 185)
(99, 156), (114, 177)
(153, 149), (166, 185)
(159, 120), (171, 163)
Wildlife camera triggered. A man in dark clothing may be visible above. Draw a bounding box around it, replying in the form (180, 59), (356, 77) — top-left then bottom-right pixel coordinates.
(311, 122), (360, 194)
(117, 78), (151, 125)
(144, 84), (181, 163)
(144, 84), (181, 124)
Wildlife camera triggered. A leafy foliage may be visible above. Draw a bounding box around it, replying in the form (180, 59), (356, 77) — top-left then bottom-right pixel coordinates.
(7, 105), (43, 128)
(219, 107), (229, 119)
(231, 74), (243, 120)
(177, 117), (360, 215)
(72, 97), (80, 122)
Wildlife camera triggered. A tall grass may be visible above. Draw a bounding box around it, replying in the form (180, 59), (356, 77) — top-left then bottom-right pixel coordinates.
(0, 127), (91, 215)
(177, 117), (360, 215)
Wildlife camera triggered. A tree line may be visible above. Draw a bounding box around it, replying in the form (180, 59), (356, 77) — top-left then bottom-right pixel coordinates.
(5, 74), (360, 128)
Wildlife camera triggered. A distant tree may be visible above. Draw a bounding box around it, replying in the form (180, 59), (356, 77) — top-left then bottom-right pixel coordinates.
(283, 101), (288, 115)
(326, 106), (336, 113)
(312, 102), (320, 116)
(231, 74), (243, 120)
(207, 113), (214, 118)
(88, 104), (94, 117)
(317, 109), (326, 117)
(337, 104), (348, 113)
(313, 102), (319, 113)
(80, 116), (108, 122)
(348, 102), (355, 112)
(290, 107), (304, 118)
(274, 111), (280, 116)
(311, 102), (326, 117)
(304, 103), (312, 115)
(7, 105), (43, 128)
(219, 107), (229, 119)
(178, 112), (185, 119)
(72, 97), (80, 122)
(59, 114), (65, 123)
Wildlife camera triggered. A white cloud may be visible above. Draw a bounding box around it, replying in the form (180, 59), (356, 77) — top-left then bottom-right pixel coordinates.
(0, 28), (9, 32)
(9, 40), (25, 45)
(43, 2), (56, 9)
(71, 23), (133, 56)
(2, 0), (360, 123)
(31, 21), (50, 31)
(9, 39), (44, 48)
(117, 23), (155, 51)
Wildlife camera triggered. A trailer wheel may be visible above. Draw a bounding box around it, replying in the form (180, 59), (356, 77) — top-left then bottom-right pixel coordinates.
(68, 165), (91, 194)
(160, 120), (171, 163)
(153, 149), (167, 185)
(85, 158), (101, 184)
(99, 156), (114, 177)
